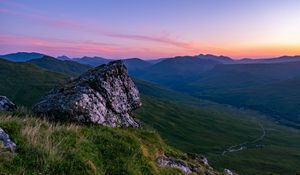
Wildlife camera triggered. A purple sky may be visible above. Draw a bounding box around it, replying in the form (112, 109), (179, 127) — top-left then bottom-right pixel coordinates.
(1, 0), (300, 59)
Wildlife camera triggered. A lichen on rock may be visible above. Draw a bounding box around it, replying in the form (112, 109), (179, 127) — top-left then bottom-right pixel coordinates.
(32, 60), (141, 127)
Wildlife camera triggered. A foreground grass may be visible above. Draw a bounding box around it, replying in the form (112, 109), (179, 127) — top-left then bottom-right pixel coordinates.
(0, 113), (189, 175)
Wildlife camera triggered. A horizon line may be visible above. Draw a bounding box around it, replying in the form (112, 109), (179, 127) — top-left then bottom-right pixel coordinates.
(1, 51), (300, 61)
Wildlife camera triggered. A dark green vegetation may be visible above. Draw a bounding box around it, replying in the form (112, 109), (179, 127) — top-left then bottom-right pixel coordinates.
(0, 58), (67, 107)
(28, 56), (92, 76)
(134, 80), (300, 175)
(1, 57), (300, 175)
(0, 112), (190, 175)
(182, 62), (300, 128)
(132, 58), (300, 128)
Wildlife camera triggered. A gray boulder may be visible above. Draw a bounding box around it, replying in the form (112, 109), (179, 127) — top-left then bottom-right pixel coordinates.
(0, 96), (17, 112)
(0, 128), (16, 151)
(32, 60), (141, 127)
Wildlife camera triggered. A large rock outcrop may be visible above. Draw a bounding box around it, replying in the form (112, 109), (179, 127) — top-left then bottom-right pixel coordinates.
(32, 61), (141, 127)
(0, 96), (17, 112)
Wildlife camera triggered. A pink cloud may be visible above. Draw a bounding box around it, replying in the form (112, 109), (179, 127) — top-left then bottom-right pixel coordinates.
(0, 34), (201, 59)
(0, 2), (200, 52)
(0, 1), (207, 58)
(0, 35), (122, 56)
(107, 33), (197, 50)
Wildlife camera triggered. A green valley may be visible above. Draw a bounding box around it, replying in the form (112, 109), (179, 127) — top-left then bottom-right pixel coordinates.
(1, 59), (300, 175)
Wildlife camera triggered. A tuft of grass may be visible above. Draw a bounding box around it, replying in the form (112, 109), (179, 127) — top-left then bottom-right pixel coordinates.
(0, 113), (207, 175)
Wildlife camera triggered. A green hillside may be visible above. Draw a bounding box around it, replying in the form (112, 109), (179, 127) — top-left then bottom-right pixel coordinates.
(134, 80), (300, 175)
(134, 56), (220, 87)
(0, 58), (67, 106)
(0, 112), (199, 175)
(134, 60), (300, 128)
(183, 63), (300, 128)
(1, 59), (299, 175)
(0, 59), (219, 175)
(28, 56), (92, 76)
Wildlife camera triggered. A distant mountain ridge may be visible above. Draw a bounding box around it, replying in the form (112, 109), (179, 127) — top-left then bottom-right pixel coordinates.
(73, 56), (113, 66)
(3, 51), (300, 63)
(1, 55), (300, 174)
(0, 52), (46, 62)
(238, 55), (300, 64)
(28, 56), (92, 76)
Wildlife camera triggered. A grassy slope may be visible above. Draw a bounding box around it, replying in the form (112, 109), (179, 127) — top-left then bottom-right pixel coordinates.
(0, 113), (190, 175)
(0, 59), (217, 175)
(28, 56), (92, 76)
(0, 58), (67, 107)
(134, 80), (300, 175)
(134, 61), (300, 127)
(180, 62), (300, 127)
(1, 60), (299, 174)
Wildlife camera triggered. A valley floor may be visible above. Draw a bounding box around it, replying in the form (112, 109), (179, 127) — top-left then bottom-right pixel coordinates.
(134, 95), (300, 175)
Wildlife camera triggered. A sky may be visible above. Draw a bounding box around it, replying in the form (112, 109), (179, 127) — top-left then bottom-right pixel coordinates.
(1, 0), (300, 59)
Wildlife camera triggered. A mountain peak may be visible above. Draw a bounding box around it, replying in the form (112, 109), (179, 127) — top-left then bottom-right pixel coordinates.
(57, 55), (71, 60)
(197, 54), (233, 63)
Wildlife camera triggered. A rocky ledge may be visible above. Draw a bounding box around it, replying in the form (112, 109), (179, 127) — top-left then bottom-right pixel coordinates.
(0, 128), (16, 152)
(157, 153), (219, 175)
(32, 60), (141, 127)
(0, 96), (17, 112)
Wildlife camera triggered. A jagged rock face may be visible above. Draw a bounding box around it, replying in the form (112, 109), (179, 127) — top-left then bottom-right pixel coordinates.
(32, 61), (141, 127)
(0, 96), (17, 112)
(0, 128), (16, 151)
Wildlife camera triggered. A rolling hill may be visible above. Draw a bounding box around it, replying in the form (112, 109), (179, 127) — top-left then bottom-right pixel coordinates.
(28, 56), (92, 76)
(73, 56), (112, 66)
(181, 62), (300, 128)
(123, 58), (153, 74)
(134, 80), (300, 175)
(0, 52), (46, 62)
(132, 59), (300, 128)
(0, 58), (67, 106)
(132, 56), (222, 87)
(1, 57), (300, 174)
(238, 55), (300, 64)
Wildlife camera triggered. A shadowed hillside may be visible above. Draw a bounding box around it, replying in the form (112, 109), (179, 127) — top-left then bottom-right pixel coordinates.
(0, 58), (67, 106)
(28, 56), (92, 76)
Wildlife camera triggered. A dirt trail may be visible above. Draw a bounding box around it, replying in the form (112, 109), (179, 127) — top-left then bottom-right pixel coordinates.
(222, 122), (266, 155)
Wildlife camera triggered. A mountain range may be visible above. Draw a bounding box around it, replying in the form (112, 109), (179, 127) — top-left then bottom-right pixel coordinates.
(2, 52), (300, 128)
(1, 54), (300, 175)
